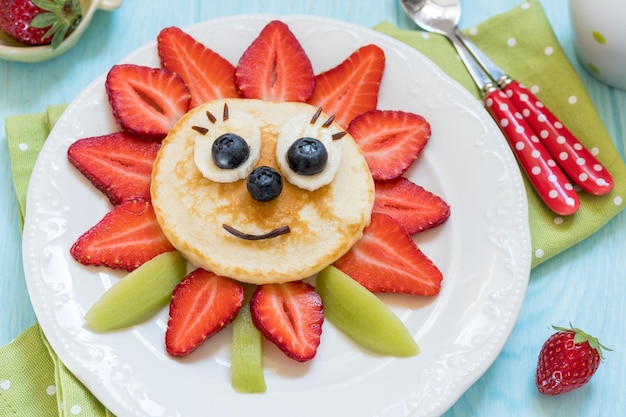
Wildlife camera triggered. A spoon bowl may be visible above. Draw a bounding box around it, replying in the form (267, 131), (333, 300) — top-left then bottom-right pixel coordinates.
(0, 0), (123, 63)
(399, 0), (460, 35)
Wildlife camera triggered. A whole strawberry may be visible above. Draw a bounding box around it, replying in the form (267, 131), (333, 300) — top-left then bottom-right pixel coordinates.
(536, 325), (611, 395)
(0, 0), (82, 49)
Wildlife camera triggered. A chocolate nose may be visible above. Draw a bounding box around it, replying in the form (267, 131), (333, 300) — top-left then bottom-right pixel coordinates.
(246, 166), (283, 202)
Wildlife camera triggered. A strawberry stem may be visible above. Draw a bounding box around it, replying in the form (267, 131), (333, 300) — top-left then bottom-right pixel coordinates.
(30, 0), (83, 50)
(552, 324), (612, 360)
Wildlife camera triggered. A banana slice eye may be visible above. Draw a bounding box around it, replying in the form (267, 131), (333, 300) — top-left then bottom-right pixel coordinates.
(193, 105), (261, 183)
(276, 109), (343, 191)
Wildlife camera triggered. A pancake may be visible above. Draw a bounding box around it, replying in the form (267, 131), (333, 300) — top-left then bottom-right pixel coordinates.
(151, 98), (374, 284)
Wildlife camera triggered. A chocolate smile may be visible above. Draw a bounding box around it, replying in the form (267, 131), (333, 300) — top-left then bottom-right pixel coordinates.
(222, 224), (291, 241)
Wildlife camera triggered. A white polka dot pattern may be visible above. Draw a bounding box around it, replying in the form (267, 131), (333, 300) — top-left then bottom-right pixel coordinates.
(503, 81), (614, 196)
(484, 89), (580, 215)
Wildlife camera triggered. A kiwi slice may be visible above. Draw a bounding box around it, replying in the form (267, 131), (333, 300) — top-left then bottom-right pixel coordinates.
(85, 251), (187, 331)
(316, 265), (419, 357)
(231, 285), (266, 393)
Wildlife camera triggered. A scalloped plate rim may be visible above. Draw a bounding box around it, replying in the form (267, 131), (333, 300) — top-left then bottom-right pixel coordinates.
(23, 14), (531, 417)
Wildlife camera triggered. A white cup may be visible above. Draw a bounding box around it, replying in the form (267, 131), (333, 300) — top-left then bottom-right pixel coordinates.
(569, 0), (626, 90)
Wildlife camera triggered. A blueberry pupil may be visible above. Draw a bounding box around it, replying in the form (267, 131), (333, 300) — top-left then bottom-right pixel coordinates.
(246, 166), (283, 202)
(212, 133), (250, 169)
(287, 137), (328, 175)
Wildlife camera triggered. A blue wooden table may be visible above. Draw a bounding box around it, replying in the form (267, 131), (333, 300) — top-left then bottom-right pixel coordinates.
(1, 1), (624, 416)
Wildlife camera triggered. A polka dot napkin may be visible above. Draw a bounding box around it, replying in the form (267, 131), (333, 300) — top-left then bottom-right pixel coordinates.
(2, 105), (113, 416)
(1, 1), (624, 415)
(376, 0), (625, 268)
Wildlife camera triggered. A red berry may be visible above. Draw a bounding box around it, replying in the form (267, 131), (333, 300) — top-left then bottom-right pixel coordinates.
(0, 0), (82, 49)
(70, 199), (175, 271)
(250, 281), (324, 362)
(105, 64), (191, 140)
(347, 109), (431, 180)
(235, 20), (314, 102)
(373, 177), (450, 235)
(158, 26), (239, 108)
(536, 325), (611, 395)
(166, 269), (244, 356)
(67, 132), (160, 205)
(308, 44), (385, 128)
(333, 213), (443, 296)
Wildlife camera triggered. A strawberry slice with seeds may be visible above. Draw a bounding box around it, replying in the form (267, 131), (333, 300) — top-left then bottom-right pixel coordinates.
(166, 269), (244, 356)
(158, 26), (239, 108)
(308, 44), (385, 128)
(235, 20), (315, 102)
(374, 177), (450, 235)
(67, 132), (160, 205)
(105, 64), (191, 140)
(333, 213), (442, 296)
(347, 110), (431, 180)
(70, 199), (175, 271)
(250, 281), (324, 362)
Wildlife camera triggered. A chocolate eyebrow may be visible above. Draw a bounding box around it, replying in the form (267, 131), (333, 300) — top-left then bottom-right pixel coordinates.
(310, 107), (323, 124)
(332, 131), (347, 140)
(322, 114), (335, 127)
(191, 125), (208, 134)
(206, 110), (216, 124)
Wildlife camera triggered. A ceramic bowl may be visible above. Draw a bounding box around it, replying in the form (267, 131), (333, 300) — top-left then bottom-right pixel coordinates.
(569, 0), (626, 89)
(0, 0), (122, 63)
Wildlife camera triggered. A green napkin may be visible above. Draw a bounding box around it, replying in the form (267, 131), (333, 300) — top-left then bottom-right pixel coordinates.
(376, 0), (626, 267)
(2, 1), (625, 415)
(5, 104), (66, 229)
(0, 325), (113, 417)
(1, 106), (114, 417)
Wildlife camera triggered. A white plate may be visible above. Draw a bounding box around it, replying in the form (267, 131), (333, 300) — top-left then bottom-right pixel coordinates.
(23, 14), (531, 417)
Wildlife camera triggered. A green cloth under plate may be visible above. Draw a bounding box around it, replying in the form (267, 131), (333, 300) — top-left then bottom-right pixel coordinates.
(2, 0), (625, 415)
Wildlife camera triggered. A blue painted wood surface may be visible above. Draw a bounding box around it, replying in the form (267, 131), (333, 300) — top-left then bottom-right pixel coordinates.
(1, 1), (624, 416)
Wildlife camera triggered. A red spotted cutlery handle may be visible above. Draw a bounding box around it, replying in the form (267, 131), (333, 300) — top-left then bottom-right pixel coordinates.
(503, 81), (614, 195)
(485, 89), (580, 215)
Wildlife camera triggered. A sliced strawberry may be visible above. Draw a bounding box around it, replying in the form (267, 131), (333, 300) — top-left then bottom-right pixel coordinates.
(250, 281), (324, 362)
(374, 177), (450, 235)
(235, 20), (315, 102)
(333, 213), (442, 296)
(347, 110), (431, 180)
(166, 269), (244, 356)
(67, 132), (160, 205)
(105, 64), (191, 140)
(307, 44), (385, 128)
(157, 26), (239, 108)
(70, 199), (175, 271)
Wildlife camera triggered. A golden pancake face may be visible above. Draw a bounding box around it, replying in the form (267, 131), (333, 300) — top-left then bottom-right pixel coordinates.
(151, 99), (375, 284)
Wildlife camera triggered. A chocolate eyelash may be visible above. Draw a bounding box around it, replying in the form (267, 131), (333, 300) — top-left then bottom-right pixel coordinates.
(194, 104), (345, 138)
(322, 114), (335, 128)
(332, 131), (347, 140)
(191, 126), (208, 134)
(310, 107), (323, 124)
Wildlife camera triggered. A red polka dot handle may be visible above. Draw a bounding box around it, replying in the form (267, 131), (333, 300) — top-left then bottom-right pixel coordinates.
(503, 81), (614, 196)
(485, 89), (580, 216)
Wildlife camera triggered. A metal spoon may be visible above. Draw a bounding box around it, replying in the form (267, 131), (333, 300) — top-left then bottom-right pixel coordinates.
(400, 0), (581, 215)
